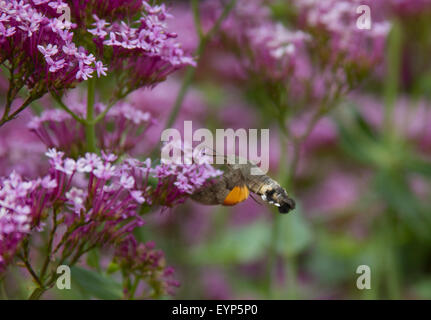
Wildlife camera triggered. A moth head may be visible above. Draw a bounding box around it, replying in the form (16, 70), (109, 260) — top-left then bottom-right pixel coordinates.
(264, 187), (295, 214)
(278, 197), (296, 214)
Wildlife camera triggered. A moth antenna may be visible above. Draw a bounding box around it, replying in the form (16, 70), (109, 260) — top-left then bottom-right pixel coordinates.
(205, 148), (228, 160)
(198, 144), (234, 167)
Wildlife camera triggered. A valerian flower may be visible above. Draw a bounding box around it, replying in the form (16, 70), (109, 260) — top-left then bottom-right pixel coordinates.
(0, 146), (222, 274)
(0, 149), (145, 273)
(28, 94), (155, 157)
(0, 0), (104, 124)
(75, 0), (196, 96)
(294, 0), (391, 78)
(0, 172), (34, 272)
(0, 0), (195, 125)
(113, 235), (180, 298)
(153, 141), (223, 206)
(203, 0), (307, 81)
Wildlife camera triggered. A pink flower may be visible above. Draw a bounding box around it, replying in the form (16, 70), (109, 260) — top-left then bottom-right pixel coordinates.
(65, 187), (86, 214)
(95, 61), (108, 77)
(37, 44), (59, 57)
(77, 153), (103, 173)
(130, 190), (145, 204)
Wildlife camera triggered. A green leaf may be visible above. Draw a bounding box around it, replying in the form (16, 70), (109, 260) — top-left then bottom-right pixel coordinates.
(276, 205), (312, 257)
(191, 219), (270, 265)
(71, 266), (122, 300)
(412, 278), (431, 299)
(336, 109), (377, 165)
(374, 170), (431, 239)
(405, 156), (431, 178)
(305, 230), (366, 286)
(86, 249), (101, 271)
(106, 262), (120, 274)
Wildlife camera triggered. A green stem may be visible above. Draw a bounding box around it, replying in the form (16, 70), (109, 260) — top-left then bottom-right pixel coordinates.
(17, 252), (47, 299)
(286, 255), (298, 299)
(381, 20), (403, 300)
(17, 254), (43, 288)
(40, 208), (58, 282)
(0, 96), (34, 127)
(1, 62), (16, 124)
(206, 0), (238, 40)
(51, 92), (86, 124)
(86, 77), (97, 153)
(162, 0), (237, 133)
(383, 218), (401, 299)
(93, 88), (133, 124)
(28, 287), (46, 300)
(0, 278), (8, 299)
(282, 139), (299, 301)
(164, 61), (200, 131)
(266, 213), (280, 299)
(27, 271), (62, 300)
(128, 276), (140, 300)
(191, 0), (204, 39)
(266, 136), (286, 298)
(383, 20), (403, 141)
(268, 104), (329, 299)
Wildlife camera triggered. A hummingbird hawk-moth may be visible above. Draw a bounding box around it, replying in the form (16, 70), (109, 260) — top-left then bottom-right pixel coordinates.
(191, 156), (295, 214)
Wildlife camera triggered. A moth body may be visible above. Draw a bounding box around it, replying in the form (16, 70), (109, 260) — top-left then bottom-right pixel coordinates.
(191, 156), (295, 214)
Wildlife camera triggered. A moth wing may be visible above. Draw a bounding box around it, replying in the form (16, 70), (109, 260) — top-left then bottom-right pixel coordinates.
(223, 185), (250, 206)
(220, 167), (249, 205)
(215, 165), (249, 206)
(191, 160), (251, 206)
(190, 180), (224, 205)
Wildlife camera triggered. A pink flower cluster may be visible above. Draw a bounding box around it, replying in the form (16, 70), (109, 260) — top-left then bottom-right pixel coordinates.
(87, 0), (196, 91)
(0, 171), (35, 271)
(206, 0), (311, 81)
(114, 235), (180, 297)
(153, 142), (222, 206)
(0, 0), (104, 91)
(45, 148), (147, 215)
(0, 148), (151, 272)
(0, 144), (223, 272)
(0, 0), (195, 123)
(246, 23), (311, 80)
(68, 0), (143, 25)
(28, 96), (155, 156)
(294, 0), (391, 71)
